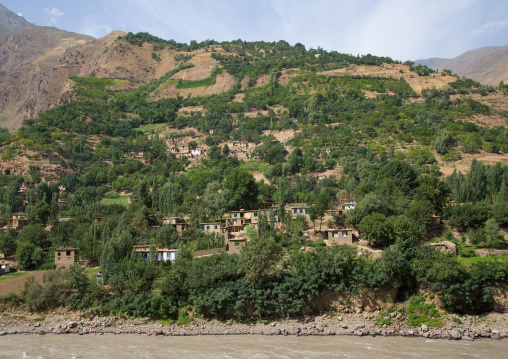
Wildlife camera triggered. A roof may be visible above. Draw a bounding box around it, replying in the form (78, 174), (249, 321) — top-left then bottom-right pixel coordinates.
(55, 247), (78, 251)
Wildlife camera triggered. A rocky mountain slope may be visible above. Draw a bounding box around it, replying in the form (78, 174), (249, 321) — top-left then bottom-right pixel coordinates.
(416, 44), (508, 85)
(0, 3), (33, 37)
(0, 26), (94, 131)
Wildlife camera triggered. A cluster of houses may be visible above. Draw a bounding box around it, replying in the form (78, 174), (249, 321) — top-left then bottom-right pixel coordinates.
(123, 139), (258, 164)
(15, 181), (70, 208)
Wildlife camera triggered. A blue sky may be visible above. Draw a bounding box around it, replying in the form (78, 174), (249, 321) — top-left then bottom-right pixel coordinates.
(3, 0), (508, 61)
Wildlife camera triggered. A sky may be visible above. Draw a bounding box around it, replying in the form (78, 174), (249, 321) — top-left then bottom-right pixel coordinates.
(2, 0), (508, 61)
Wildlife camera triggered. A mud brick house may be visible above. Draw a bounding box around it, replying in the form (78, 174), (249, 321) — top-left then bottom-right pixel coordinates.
(290, 206), (310, 218)
(227, 237), (248, 255)
(133, 245), (177, 262)
(162, 217), (191, 233)
(323, 228), (354, 245)
(200, 222), (225, 234)
(55, 248), (77, 268)
(9, 214), (28, 230)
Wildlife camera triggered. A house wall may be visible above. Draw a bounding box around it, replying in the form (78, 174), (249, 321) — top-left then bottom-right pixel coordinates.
(328, 230), (353, 245)
(228, 240), (246, 255)
(55, 250), (76, 268)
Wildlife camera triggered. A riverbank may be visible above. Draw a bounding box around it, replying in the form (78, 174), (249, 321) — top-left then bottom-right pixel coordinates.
(0, 310), (507, 341)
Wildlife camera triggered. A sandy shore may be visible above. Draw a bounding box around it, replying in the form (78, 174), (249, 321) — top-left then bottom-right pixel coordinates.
(0, 311), (507, 340)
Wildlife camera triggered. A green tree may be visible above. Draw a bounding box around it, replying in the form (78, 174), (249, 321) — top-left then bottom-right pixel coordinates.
(19, 224), (49, 248)
(15, 241), (43, 270)
(238, 233), (282, 283)
(0, 231), (16, 257)
(223, 167), (259, 209)
(357, 213), (393, 246)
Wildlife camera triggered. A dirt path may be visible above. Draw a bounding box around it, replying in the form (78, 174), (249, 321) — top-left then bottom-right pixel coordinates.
(0, 271), (46, 296)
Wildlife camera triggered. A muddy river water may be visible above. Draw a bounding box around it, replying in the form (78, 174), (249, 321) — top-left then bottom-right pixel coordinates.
(0, 334), (506, 358)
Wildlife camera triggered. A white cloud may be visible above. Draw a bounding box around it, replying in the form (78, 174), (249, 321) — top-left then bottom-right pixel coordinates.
(471, 19), (508, 36)
(79, 16), (113, 38)
(17, 12), (22, 16)
(43, 7), (64, 26)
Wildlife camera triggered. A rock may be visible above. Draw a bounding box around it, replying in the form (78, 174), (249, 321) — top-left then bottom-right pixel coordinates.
(450, 329), (461, 340)
(340, 323), (348, 329)
(461, 336), (474, 341)
(34, 322), (40, 327)
(154, 330), (163, 336)
(115, 330), (121, 335)
(337, 316), (342, 321)
(67, 321), (77, 329)
(354, 330), (364, 336)
(480, 331), (490, 338)
(274, 329), (281, 336)
(421, 324), (429, 333)
(0, 332), (6, 336)
(423, 332), (430, 338)
(491, 333), (502, 340)
(396, 313), (402, 319)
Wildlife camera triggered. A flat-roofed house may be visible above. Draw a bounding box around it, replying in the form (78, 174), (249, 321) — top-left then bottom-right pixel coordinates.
(324, 228), (354, 246)
(227, 237), (248, 255)
(55, 248), (77, 268)
(133, 245), (177, 262)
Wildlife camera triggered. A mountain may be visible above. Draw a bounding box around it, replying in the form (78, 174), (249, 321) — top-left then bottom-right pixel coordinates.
(0, 26), (95, 131)
(0, 3), (34, 37)
(415, 44), (508, 85)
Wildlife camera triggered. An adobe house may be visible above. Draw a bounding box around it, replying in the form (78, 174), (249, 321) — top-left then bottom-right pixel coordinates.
(340, 196), (356, 211)
(133, 245), (177, 262)
(324, 228), (354, 246)
(55, 248), (77, 268)
(200, 222), (223, 234)
(9, 214), (28, 230)
(162, 217), (191, 233)
(0, 263), (10, 275)
(290, 206), (310, 218)
(40, 153), (59, 164)
(227, 237), (248, 255)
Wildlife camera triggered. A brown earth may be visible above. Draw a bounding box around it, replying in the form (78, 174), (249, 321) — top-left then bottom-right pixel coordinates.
(0, 271), (45, 297)
(318, 64), (457, 93)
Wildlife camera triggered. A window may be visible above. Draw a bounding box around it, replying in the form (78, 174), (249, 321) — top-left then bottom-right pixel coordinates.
(293, 209), (297, 214)
(305, 209), (309, 214)
(214, 225), (218, 230)
(254, 213), (258, 217)
(300, 209), (303, 214)
(342, 231), (348, 238)
(66, 251), (71, 256)
(207, 226), (210, 230)
(333, 232), (339, 238)
(235, 242), (240, 246)
(57, 252), (61, 256)
(240, 213), (244, 218)
(234, 213), (238, 218)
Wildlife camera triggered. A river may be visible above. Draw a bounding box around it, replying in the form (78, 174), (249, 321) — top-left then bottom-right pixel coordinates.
(0, 334), (505, 358)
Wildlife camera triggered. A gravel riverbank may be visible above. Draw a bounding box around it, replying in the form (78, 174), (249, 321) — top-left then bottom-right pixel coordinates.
(0, 311), (507, 340)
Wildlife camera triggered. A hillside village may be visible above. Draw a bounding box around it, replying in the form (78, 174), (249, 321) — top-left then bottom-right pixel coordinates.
(0, 27), (506, 325)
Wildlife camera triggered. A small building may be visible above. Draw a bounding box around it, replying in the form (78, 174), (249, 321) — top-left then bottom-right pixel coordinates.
(9, 214), (29, 231)
(324, 228), (354, 246)
(200, 222), (223, 234)
(290, 206), (310, 218)
(41, 153), (59, 164)
(227, 238), (248, 255)
(55, 248), (77, 268)
(0, 263), (10, 275)
(340, 196), (356, 211)
(133, 245), (177, 262)
(162, 217), (191, 233)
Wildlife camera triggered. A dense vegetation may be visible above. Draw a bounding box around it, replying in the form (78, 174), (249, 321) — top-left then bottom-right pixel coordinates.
(1, 33), (507, 321)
